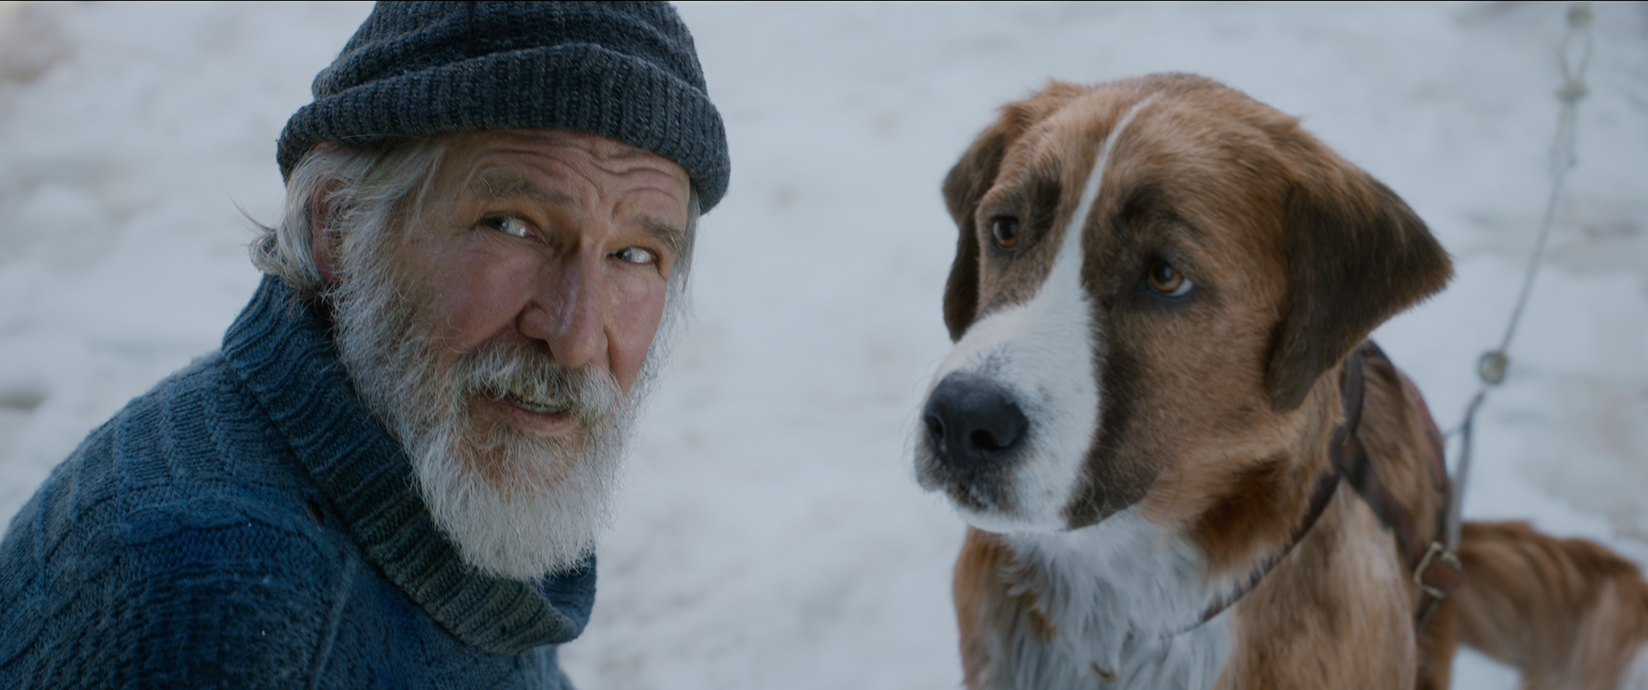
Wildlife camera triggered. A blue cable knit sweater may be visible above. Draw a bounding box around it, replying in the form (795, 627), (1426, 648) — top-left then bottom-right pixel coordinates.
(0, 277), (596, 688)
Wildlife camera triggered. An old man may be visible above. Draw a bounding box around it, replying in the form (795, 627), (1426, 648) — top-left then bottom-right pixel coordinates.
(0, 1), (727, 686)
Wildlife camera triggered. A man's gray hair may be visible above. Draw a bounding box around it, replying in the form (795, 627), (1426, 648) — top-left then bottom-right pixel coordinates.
(250, 138), (700, 304)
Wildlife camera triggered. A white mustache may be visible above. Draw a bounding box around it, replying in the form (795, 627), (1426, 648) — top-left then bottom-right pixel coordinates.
(449, 341), (621, 428)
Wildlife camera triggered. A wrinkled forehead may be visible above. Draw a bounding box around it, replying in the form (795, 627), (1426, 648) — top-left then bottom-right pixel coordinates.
(431, 130), (692, 211)
(440, 129), (691, 190)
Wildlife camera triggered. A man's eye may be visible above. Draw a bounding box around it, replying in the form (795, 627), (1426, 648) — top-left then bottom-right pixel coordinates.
(482, 215), (533, 239)
(612, 247), (657, 265)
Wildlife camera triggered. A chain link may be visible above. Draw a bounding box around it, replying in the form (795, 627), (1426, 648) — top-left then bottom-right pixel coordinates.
(1445, 1), (1593, 550)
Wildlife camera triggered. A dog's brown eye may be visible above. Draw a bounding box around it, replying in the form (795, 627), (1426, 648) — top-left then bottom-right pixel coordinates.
(990, 217), (1020, 249)
(1147, 260), (1192, 297)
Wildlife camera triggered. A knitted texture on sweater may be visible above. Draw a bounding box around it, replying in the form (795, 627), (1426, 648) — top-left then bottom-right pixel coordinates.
(0, 277), (595, 688)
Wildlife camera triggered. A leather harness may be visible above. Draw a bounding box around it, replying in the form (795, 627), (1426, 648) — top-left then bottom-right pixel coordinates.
(1189, 341), (1463, 632)
(1338, 341), (1464, 626)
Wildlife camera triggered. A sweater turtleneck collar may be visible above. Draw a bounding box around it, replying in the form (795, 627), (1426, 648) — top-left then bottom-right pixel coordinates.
(220, 276), (595, 655)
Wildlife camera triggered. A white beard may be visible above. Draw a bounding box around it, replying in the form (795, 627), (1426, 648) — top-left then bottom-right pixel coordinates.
(328, 233), (656, 581)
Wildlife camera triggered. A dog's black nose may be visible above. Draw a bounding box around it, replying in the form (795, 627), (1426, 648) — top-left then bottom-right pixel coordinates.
(923, 373), (1029, 469)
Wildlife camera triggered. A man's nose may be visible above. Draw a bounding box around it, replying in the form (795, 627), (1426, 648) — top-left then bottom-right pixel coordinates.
(521, 250), (606, 368)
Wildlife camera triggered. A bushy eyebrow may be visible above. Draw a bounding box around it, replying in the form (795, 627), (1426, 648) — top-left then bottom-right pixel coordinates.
(470, 168), (686, 256)
(638, 217), (686, 258)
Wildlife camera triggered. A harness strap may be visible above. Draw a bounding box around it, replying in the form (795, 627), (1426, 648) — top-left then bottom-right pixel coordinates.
(1183, 343), (1462, 635)
(1341, 342), (1463, 627)
(1185, 348), (1369, 630)
(1190, 467), (1342, 630)
(1406, 363), (1465, 625)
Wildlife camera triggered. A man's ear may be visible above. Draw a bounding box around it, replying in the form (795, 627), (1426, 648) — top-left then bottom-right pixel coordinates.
(1266, 164), (1453, 412)
(941, 82), (1085, 341)
(309, 179), (344, 286)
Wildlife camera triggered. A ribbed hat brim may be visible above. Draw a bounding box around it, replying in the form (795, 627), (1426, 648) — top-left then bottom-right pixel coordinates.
(277, 42), (728, 210)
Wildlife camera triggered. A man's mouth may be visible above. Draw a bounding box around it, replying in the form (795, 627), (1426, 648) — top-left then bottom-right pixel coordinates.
(500, 395), (566, 416)
(492, 388), (570, 417)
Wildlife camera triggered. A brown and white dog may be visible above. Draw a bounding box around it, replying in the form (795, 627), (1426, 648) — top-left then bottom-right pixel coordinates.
(914, 73), (1648, 690)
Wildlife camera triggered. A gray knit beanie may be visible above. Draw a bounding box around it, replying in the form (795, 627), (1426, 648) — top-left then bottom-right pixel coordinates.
(277, 1), (730, 211)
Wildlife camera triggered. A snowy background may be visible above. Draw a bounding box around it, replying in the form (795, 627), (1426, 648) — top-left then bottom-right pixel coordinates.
(1, 1), (1645, 687)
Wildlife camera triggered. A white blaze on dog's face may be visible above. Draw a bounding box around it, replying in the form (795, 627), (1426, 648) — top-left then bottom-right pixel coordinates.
(916, 75), (1450, 538)
(918, 96), (1154, 532)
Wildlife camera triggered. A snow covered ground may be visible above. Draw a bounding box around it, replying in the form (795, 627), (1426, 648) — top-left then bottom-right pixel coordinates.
(1, 2), (1644, 688)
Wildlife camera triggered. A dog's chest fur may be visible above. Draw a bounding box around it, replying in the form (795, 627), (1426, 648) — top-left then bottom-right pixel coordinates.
(965, 511), (1233, 690)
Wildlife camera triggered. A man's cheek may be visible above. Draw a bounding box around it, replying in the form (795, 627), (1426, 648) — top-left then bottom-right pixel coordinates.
(610, 292), (667, 392)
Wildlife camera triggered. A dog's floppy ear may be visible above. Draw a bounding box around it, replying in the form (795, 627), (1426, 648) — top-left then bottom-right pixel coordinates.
(941, 82), (1086, 341)
(1267, 160), (1453, 412)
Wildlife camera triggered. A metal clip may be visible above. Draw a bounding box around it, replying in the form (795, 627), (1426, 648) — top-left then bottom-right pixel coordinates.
(1414, 541), (1463, 600)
